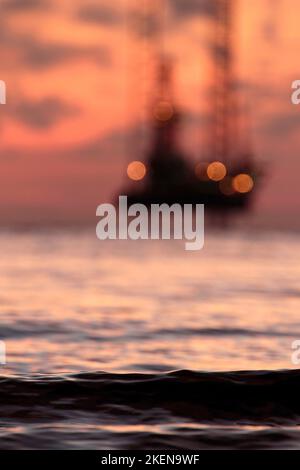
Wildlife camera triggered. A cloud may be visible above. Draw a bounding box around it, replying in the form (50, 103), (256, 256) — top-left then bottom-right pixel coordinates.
(76, 2), (159, 43)
(9, 96), (80, 129)
(19, 37), (111, 69)
(0, 30), (111, 69)
(76, 0), (216, 37)
(261, 111), (300, 137)
(66, 125), (142, 160)
(77, 4), (121, 26)
(1, 0), (50, 12)
(0, 16), (111, 70)
(169, 0), (217, 19)
(125, 0), (217, 38)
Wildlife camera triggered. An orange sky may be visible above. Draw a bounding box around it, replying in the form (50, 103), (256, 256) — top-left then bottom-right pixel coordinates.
(0, 0), (299, 226)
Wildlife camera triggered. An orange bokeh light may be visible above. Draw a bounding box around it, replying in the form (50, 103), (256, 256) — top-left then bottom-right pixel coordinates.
(233, 174), (254, 193)
(207, 161), (227, 182)
(127, 161), (147, 181)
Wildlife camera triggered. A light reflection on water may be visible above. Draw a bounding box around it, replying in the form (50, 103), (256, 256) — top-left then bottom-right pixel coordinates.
(0, 229), (299, 375)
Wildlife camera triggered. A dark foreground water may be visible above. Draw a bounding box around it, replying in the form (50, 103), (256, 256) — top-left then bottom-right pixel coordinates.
(1, 369), (300, 449)
(0, 230), (300, 449)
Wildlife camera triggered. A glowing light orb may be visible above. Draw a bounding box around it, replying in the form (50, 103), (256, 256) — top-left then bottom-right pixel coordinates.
(232, 173), (254, 194)
(207, 161), (227, 182)
(127, 161), (147, 181)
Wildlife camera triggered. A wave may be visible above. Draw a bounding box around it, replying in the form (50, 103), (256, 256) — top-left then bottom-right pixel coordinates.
(1, 369), (300, 425)
(148, 327), (297, 338)
(1, 323), (297, 339)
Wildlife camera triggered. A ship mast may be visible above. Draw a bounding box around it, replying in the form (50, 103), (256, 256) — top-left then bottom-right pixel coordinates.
(213, 0), (235, 166)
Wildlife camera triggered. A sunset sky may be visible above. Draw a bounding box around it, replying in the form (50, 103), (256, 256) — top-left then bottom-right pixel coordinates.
(0, 0), (299, 226)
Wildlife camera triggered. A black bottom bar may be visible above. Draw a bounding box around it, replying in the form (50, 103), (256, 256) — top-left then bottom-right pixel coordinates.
(0, 450), (296, 467)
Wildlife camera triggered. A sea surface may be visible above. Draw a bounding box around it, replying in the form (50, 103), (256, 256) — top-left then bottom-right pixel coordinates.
(0, 229), (300, 449)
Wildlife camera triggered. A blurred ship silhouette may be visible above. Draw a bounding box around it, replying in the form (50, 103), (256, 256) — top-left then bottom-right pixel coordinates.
(119, 0), (262, 214)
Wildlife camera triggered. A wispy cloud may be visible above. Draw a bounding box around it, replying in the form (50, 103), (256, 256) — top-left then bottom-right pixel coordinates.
(77, 3), (121, 26)
(1, 0), (51, 12)
(19, 37), (111, 69)
(8, 96), (80, 129)
(169, 0), (217, 19)
(0, 29), (111, 69)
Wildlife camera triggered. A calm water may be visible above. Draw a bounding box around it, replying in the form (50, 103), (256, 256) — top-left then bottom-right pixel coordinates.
(0, 229), (300, 449)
